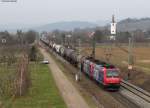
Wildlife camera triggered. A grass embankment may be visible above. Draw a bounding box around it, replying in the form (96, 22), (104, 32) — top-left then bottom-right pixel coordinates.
(11, 62), (67, 108)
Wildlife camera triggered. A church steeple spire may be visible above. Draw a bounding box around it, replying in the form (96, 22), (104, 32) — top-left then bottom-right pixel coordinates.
(112, 15), (115, 23)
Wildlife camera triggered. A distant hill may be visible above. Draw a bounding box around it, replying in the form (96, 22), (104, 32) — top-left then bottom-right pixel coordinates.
(95, 20), (109, 26)
(117, 18), (150, 32)
(1, 18), (150, 32)
(34, 21), (98, 32)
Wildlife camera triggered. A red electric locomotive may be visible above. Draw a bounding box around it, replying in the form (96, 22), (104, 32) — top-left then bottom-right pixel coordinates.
(82, 57), (121, 89)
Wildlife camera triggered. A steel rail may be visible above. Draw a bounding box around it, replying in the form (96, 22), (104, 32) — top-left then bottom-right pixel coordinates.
(121, 80), (150, 103)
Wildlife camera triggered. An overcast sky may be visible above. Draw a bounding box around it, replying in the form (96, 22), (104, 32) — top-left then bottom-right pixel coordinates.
(0, 0), (149, 25)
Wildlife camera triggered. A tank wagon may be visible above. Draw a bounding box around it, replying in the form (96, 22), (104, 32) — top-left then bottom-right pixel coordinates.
(55, 45), (62, 54)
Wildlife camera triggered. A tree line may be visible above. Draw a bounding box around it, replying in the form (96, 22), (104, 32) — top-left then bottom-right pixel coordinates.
(0, 30), (38, 46)
(41, 28), (150, 46)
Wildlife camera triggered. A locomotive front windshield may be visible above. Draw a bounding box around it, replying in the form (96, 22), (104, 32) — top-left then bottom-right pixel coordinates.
(106, 70), (119, 77)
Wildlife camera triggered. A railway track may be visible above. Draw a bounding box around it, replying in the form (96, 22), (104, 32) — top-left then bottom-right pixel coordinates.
(121, 80), (150, 103)
(41, 41), (149, 107)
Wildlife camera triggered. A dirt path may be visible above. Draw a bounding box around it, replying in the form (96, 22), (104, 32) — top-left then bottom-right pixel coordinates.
(39, 47), (90, 108)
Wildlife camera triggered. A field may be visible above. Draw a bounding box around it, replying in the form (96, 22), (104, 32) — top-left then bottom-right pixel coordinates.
(81, 44), (150, 91)
(0, 47), (18, 105)
(1, 63), (67, 108)
(81, 44), (150, 72)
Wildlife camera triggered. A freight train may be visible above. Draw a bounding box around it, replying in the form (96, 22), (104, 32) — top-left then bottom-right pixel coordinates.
(40, 38), (121, 89)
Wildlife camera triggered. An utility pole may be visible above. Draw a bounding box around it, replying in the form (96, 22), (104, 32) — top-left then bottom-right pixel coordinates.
(128, 35), (134, 80)
(17, 30), (23, 48)
(75, 38), (82, 81)
(61, 34), (65, 46)
(128, 37), (134, 65)
(88, 31), (95, 59)
(92, 34), (96, 59)
(65, 34), (72, 48)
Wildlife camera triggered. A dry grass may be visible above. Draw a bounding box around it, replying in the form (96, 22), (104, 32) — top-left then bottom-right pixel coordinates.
(81, 45), (150, 74)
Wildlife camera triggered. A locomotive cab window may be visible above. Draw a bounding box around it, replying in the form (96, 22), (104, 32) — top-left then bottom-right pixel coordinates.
(106, 70), (119, 78)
